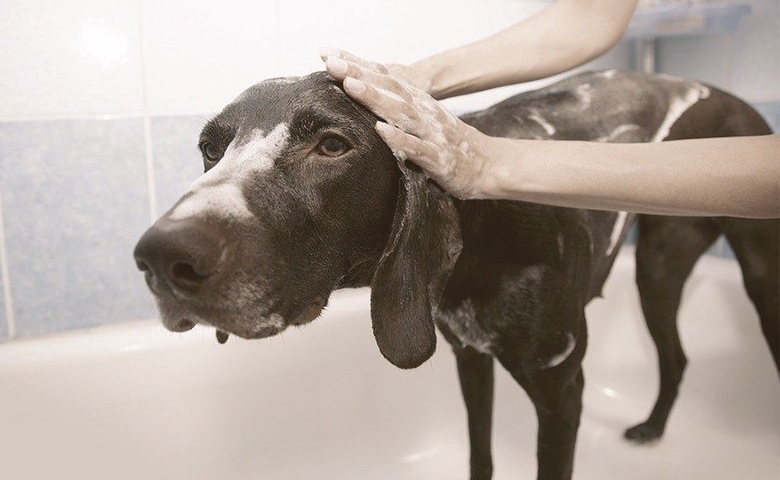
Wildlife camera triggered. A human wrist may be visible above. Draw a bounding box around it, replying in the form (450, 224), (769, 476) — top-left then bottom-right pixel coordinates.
(461, 128), (507, 200)
(477, 136), (541, 202)
(411, 49), (473, 100)
(409, 56), (444, 98)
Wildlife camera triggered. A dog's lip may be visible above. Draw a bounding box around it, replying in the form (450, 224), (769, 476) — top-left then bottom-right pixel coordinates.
(162, 316), (197, 333)
(159, 295), (327, 339)
(246, 324), (286, 339)
(289, 295), (328, 326)
(217, 296), (326, 340)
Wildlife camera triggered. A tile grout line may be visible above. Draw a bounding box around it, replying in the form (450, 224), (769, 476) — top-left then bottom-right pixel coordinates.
(143, 116), (158, 222)
(0, 189), (17, 339)
(137, 0), (158, 223)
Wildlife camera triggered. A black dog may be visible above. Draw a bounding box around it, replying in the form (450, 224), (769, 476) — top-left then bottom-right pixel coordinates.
(134, 70), (778, 480)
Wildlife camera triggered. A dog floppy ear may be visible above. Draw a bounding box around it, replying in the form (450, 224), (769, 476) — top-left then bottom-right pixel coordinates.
(370, 158), (463, 369)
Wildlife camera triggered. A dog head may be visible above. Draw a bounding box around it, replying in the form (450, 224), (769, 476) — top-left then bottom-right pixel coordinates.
(134, 73), (461, 368)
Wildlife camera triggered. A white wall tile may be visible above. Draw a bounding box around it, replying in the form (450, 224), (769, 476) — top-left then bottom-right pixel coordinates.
(141, 0), (281, 115)
(0, 0), (144, 119)
(390, 0), (543, 64)
(276, 0), (396, 75)
(2, 0), (775, 120)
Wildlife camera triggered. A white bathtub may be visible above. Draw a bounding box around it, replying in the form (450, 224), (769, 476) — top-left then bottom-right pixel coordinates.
(1, 250), (778, 480)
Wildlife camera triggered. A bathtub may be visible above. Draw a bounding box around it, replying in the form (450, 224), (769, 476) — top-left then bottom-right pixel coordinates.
(1, 249), (778, 480)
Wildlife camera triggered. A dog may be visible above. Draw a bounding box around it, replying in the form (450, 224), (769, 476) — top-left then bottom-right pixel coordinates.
(134, 70), (778, 480)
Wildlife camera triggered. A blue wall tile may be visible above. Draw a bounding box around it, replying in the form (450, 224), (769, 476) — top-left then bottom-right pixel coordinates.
(0, 193), (10, 342)
(150, 115), (209, 216)
(0, 261), (6, 340)
(0, 119), (156, 337)
(754, 102), (780, 133)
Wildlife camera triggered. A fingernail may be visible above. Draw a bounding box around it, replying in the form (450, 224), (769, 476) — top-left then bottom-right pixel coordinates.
(319, 47), (341, 60)
(375, 122), (394, 137)
(344, 77), (366, 94)
(326, 57), (348, 76)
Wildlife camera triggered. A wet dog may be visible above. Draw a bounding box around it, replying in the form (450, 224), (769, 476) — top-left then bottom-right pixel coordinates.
(134, 70), (778, 480)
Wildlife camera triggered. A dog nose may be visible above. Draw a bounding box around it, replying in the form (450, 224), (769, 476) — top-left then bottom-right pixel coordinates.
(134, 217), (228, 296)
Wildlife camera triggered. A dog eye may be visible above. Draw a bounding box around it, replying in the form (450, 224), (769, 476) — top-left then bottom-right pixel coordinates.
(200, 142), (221, 162)
(317, 136), (350, 157)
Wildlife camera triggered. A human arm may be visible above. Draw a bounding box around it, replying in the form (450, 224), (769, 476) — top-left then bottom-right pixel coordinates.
(360, 0), (639, 99)
(481, 133), (780, 218)
(323, 55), (780, 219)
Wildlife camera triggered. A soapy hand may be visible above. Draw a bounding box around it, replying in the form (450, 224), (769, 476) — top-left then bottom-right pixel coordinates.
(320, 49), (492, 199)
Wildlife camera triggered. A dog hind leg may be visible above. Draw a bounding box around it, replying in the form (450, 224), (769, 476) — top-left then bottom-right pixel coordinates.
(722, 218), (780, 375)
(625, 216), (720, 444)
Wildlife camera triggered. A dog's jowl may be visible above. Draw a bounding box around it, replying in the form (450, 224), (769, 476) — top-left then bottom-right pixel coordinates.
(134, 71), (778, 480)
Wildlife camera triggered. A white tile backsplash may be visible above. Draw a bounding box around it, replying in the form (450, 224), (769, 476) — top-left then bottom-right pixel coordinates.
(276, 0), (397, 75)
(1, 0), (776, 118)
(0, 0), (144, 119)
(391, 0), (543, 64)
(141, 0), (281, 114)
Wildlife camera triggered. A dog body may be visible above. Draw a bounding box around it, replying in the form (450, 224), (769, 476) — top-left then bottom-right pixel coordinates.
(134, 70), (778, 480)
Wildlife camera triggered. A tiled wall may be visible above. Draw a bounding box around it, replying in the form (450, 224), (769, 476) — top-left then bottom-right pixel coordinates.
(0, 119), (153, 337)
(0, 0), (777, 341)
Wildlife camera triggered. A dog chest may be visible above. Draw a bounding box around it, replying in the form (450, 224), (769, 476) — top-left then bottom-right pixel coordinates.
(436, 299), (496, 354)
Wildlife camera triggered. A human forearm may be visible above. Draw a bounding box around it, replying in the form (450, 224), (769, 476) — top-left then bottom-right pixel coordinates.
(481, 133), (780, 218)
(323, 51), (779, 219)
(414, 0), (639, 99)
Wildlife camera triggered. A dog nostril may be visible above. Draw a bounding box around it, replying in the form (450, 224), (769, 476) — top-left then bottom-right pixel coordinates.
(136, 259), (150, 272)
(170, 262), (211, 289)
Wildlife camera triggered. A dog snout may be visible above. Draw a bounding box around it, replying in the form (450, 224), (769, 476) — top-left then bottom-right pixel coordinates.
(134, 217), (229, 297)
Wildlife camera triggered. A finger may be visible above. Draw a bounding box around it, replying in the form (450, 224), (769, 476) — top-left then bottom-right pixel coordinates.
(343, 77), (420, 131)
(375, 122), (441, 171)
(319, 48), (389, 75)
(324, 57), (414, 103)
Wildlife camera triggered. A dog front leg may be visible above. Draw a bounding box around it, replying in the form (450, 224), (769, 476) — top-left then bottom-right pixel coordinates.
(453, 345), (495, 480)
(531, 368), (584, 480)
(497, 341), (585, 480)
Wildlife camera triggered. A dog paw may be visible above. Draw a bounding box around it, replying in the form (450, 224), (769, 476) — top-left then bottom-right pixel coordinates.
(624, 422), (664, 444)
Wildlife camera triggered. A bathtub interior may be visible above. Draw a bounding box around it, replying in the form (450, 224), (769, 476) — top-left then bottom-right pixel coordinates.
(0, 250), (777, 480)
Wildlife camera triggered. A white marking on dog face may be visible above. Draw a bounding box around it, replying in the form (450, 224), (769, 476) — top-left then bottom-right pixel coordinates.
(606, 211), (629, 256)
(601, 70), (617, 79)
(527, 109), (556, 136)
(258, 313), (285, 331)
(169, 183), (252, 223)
(544, 332), (576, 369)
(169, 123), (290, 221)
(652, 83), (711, 143)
